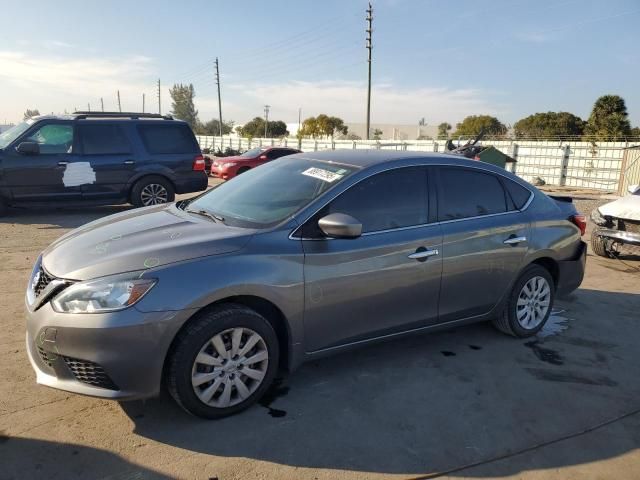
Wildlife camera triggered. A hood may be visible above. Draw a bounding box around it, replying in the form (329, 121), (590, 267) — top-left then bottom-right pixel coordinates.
(43, 204), (255, 280)
(599, 194), (640, 222)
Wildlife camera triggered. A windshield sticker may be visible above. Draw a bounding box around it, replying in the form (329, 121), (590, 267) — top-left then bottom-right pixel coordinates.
(302, 167), (344, 183)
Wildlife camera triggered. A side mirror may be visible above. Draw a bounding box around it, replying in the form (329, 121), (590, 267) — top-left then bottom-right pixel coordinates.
(318, 213), (362, 239)
(16, 142), (40, 155)
(259, 154), (267, 160)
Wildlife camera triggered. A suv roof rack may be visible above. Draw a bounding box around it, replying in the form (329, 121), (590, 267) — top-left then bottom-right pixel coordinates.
(72, 111), (174, 120)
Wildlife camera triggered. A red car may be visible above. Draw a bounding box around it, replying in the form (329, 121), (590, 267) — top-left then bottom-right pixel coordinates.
(210, 146), (301, 180)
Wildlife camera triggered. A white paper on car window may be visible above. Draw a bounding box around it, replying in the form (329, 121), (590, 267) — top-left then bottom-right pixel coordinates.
(302, 167), (343, 183)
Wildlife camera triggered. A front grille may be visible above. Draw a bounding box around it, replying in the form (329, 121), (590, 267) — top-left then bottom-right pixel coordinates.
(619, 219), (640, 234)
(37, 346), (57, 368)
(33, 267), (54, 298)
(63, 356), (119, 390)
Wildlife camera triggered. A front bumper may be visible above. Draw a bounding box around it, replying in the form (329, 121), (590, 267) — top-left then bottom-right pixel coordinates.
(594, 228), (640, 246)
(26, 301), (196, 400)
(556, 241), (587, 296)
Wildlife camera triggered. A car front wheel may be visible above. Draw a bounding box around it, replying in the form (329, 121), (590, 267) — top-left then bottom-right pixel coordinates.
(492, 264), (555, 337)
(167, 304), (279, 419)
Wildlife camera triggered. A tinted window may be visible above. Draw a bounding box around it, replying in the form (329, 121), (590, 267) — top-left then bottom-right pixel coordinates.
(503, 178), (531, 210)
(79, 124), (131, 155)
(25, 123), (74, 154)
(313, 167), (428, 234)
(438, 168), (507, 220)
(137, 124), (198, 154)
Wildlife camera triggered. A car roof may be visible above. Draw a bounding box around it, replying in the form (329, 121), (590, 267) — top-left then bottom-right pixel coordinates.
(297, 148), (486, 169)
(27, 112), (184, 123)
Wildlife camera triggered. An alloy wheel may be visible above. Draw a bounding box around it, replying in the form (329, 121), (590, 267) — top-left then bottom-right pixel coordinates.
(191, 327), (269, 408)
(140, 183), (168, 206)
(516, 276), (551, 329)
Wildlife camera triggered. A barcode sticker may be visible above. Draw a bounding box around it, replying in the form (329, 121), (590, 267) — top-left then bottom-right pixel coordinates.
(302, 167), (343, 183)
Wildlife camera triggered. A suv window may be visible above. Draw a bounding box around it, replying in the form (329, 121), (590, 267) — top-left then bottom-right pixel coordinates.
(25, 123), (74, 154)
(137, 124), (198, 154)
(503, 178), (531, 210)
(79, 124), (131, 155)
(438, 167), (507, 221)
(307, 167), (428, 235)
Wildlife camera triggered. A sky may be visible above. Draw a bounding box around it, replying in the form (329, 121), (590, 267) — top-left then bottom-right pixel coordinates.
(0, 0), (639, 127)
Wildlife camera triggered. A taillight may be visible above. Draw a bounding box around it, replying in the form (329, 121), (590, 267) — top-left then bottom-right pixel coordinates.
(193, 155), (205, 171)
(570, 214), (586, 236)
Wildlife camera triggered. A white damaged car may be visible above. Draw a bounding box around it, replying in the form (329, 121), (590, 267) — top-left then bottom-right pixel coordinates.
(591, 185), (640, 257)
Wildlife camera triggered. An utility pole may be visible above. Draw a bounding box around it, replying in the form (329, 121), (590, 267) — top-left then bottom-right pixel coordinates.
(157, 79), (162, 115)
(298, 107), (302, 134)
(264, 105), (270, 138)
(100, 97), (104, 112)
(142, 93), (145, 113)
(365, 2), (373, 140)
(117, 90), (122, 112)
(87, 103), (91, 112)
(215, 57), (223, 137)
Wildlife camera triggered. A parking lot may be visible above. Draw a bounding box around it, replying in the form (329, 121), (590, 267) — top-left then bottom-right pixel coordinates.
(1, 181), (639, 480)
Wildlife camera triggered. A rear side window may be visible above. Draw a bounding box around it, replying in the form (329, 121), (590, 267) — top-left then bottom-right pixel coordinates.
(503, 178), (532, 210)
(137, 124), (198, 154)
(79, 124), (131, 155)
(309, 167), (428, 235)
(438, 168), (507, 221)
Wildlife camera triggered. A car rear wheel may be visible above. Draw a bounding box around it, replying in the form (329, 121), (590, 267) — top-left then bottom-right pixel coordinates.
(591, 232), (608, 257)
(166, 304), (279, 419)
(492, 264), (555, 337)
(131, 176), (175, 208)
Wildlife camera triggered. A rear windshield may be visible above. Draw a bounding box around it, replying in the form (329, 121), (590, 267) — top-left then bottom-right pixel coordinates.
(137, 123), (198, 154)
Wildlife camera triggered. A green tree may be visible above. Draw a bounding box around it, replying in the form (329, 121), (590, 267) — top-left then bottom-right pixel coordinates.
(299, 117), (320, 138)
(169, 83), (199, 129)
(631, 127), (640, 138)
(23, 109), (40, 120)
(453, 115), (506, 137)
(195, 119), (234, 136)
(584, 95), (632, 141)
(239, 117), (288, 138)
(299, 115), (348, 138)
(372, 128), (383, 140)
(437, 122), (452, 139)
(513, 112), (585, 140)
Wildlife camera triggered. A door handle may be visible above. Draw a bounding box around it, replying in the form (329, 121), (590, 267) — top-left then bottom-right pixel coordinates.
(408, 248), (439, 260)
(57, 161), (69, 166)
(124, 160), (135, 165)
(503, 236), (527, 245)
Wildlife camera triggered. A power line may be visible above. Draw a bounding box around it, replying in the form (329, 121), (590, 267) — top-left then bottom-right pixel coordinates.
(365, 2), (373, 140)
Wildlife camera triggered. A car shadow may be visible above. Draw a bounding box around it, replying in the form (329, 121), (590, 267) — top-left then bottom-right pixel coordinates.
(0, 435), (171, 480)
(120, 288), (640, 477)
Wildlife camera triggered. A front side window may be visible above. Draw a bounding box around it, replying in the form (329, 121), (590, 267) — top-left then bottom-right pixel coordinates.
(438, 167), (507, 221)
(0, 120), (34, 149)
(305, 167), (429, 236)
(79, 124), (131, 155)
(25, 123), (74, 154)
(186, 157), (357, 228)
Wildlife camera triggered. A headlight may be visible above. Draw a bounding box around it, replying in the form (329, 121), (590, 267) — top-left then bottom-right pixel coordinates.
(51, 273), (156, 313)
(590, 208), (608, 227)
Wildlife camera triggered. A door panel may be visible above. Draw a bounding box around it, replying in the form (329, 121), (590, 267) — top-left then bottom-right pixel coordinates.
(302, 225), (443, 352)
(2, 121), (81, 201)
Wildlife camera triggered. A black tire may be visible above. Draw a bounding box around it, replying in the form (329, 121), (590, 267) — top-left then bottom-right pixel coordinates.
(492, 264), (555, 338)
(131, 175), (175, 208)
(591, 232), (608, 257)
(166, 304), (279, 419)
(236, 167), (250, 175)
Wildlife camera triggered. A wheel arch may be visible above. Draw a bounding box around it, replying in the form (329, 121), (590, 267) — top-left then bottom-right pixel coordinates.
(128, 173), (176, 203)
(529, 256), (559, 288)
(162, 295), (292, 382)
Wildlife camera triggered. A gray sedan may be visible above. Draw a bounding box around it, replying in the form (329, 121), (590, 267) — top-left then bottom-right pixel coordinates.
(25, 150), (587, 418)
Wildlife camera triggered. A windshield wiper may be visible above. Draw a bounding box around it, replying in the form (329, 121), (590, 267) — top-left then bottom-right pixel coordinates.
(186, 208), (225, 224)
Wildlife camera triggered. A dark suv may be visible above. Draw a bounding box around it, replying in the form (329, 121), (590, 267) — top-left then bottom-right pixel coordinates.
(0, 112), (208, 214)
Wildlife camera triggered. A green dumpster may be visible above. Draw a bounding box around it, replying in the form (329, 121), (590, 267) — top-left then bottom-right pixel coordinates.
(475, 146), (516, 169)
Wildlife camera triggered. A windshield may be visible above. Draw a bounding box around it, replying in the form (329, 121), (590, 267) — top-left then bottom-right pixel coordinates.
(0, 120), (34, 149)
(187, 157), (357, 228)
(239, 147), (265, 158)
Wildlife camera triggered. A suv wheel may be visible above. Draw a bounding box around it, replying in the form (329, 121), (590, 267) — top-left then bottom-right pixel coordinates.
(167, 304), (279, 419)
(492, 264), (555, 337)
(131, 176), (175, 207)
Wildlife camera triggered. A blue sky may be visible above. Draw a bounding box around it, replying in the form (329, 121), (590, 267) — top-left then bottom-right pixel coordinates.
(1, 0), (639, 127)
